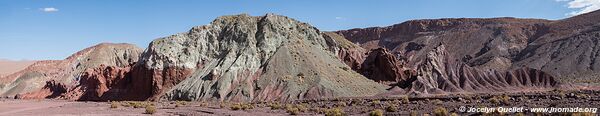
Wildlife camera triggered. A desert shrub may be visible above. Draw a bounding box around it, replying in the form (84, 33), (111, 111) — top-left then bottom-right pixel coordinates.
(489, 97), (500, 104)
(325, 108), (344, 116)
(402, 96), (410, 104)
(268, 102), (283, 110)
(450, 113), (459, 116)
(198, 102), (209, 107)
(145, 105), (156, 114)
(230, 103), (254, 110)
(230, 104), (242, 110)
(175, 101), (187, 107)
(559, 91), (567, 98)
(371, 100), (381, 106)
(410, 111), (418, 116)
(490, 95), (510, 105)
(515, 112), (525, 116)
(390, 99), (400, 105)
(285, 104), (294, 110)
(369, 109), (384, 116)
(432, 99), (443, 105)
(130, 101), (146, 108)
(336, 101), (347, 107)
(287, 107), (300, 115)
(500, 95), (510, 104)
(110, 101), (119, 109)
(241, 103), (254, 110)
(350, 99), (362, 106)
(433, 107), (448, 116)
(120, 102), (130, 107)
(311, 107), (325, 114)
(296, 104), (308, 112)
(386, 105), (398, 112)
(219, 103), (227, 109)
(148, 102), (155, 106)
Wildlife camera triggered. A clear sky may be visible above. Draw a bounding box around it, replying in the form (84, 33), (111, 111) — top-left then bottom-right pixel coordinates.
(0, 0), (598, 60)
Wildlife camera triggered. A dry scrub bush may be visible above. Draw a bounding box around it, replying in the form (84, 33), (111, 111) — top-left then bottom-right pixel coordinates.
(110, 101), (119, 109)
(433, 107), (448, 116)
(402, 96), (410, 104)
(371, 100), (381, 106)
(286, 107), (300, 115)
(268, 102), (283, 110)
(369, 109), (383, 116)
(386, 105), (398, 112)
(145, 105), (156, 114)
(325, 108), (344, 116)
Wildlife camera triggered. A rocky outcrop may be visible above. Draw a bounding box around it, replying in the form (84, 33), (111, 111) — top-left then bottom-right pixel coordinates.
(15, 80), (68, 99)
(68, 64), (134, 101)
(128, 66), (193, 100)
(0, 43), (142, 99)
(322, 32), (367, 70)
(128, 14), (387, 102)
(359, 48), (412, 85)
(402, 45), (558, 95)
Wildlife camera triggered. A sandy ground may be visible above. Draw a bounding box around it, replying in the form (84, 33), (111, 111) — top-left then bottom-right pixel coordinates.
(0, 90), (598, 116)
(0, 59), (35, 77)
(0, 99), (286, 116)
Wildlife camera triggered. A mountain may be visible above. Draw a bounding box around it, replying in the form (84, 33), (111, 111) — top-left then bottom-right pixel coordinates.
(330, 34), (559, 96)
(335, 10), (600, 85)
(0, 43), (142, 99)
(4, 12), (593, 101)
(127, 14), (388, 102)
(513, 10), (600, 83)
(404, 45), (557, 95)
(0, 14), (389, 102)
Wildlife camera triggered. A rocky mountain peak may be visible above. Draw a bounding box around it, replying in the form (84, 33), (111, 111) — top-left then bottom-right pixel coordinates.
(128, 13), (386, 101)
(140, 13), (324, 70)
(67, 43), (142, 70)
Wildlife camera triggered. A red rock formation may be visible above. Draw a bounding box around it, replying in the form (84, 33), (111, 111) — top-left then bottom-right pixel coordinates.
(337, 48), (366, 70)
(128, 66), (193, 101)
(73, 64), (133, 101)
(0, 43), (142, 100)
(16, 80), (68, 99)
(358, 48), (411, 85)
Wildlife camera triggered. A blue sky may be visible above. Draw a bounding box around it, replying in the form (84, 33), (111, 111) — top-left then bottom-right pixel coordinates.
(0, 0), (596, 60)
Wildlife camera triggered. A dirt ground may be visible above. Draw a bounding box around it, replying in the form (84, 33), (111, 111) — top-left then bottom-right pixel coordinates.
(0, 90), (598, 116)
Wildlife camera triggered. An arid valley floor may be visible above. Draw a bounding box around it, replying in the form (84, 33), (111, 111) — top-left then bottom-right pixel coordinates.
(1, 90), (598, 116)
